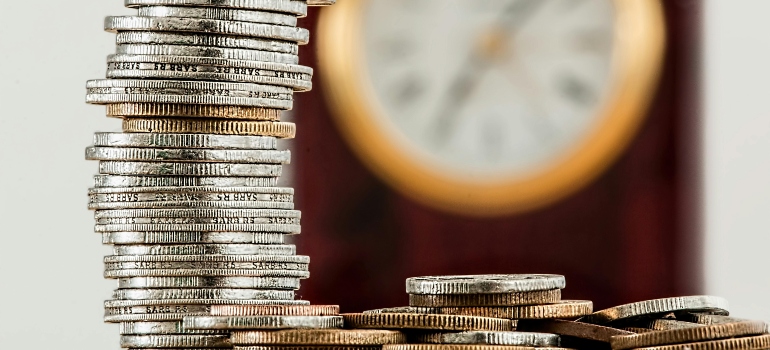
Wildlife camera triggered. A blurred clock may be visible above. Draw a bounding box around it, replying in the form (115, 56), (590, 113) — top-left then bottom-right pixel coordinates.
(318, 0), (665, 216)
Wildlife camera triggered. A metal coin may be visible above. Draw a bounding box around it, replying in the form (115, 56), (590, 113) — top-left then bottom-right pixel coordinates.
(94, 175), (278, 188)
(610, 320), (768, 350)
(96, 161), (283, 177)
(409, 290), (562, 307)
(517, 319), (634, 343)
(104, 268), (310, 278)
(95, 208), (300, 219)
(211, 305), (340, 316)
(124, 0), (309, 17)
(104, 16), (310, 44)
(114, 43), (298, 65)
(406, 275), (566, 295)
(122, 118), (296, 137)
(93, 132), (278, 149)
(113, 288), (294, 301)
(578, 296), (730, 325)
(97, 217), (300, 226)
(112, 244), (297, 256)
(183, 315), (344, 330)
(137, 6), (297, 26)
(431, 300), (593, 320)
(120, 334), (232, 348)
(308, 0), (335, 5)
(341, 313), (513, 331)
(120, 321), (227, 334)
(115, 32), (299, 54)
(610, 334), (770, 350)
(106, 103), (281, 120)
(105, 299), (310, 308)
(678, 313), (749, 325)
(86, 147), (291, 163)
(233, 347), (384, 350)
(101, 231), (287, 245)
(382, 345), (567, 350)
(231, 329), (407, 345)
(413, 331), (560, 347)
(117, 276), (301, 289)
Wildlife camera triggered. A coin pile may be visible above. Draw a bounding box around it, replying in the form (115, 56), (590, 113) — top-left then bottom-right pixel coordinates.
(84, 1), (335, 350)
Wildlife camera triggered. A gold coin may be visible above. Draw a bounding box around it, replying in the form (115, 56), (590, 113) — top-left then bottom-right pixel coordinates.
(211, 305), (340, 316)
(409, 290), (561, 307)
(341, 313), (513, 331)
(383, 345), (570, 350)
(107, 103), (280, 120)
(431, 300), (593, 320)
(610, 321), (768, 350)
(620, 334), (770, 350)
(231, 329), (406, 346)
(123, 118), (296, 138)
(517, 319), (633, 343)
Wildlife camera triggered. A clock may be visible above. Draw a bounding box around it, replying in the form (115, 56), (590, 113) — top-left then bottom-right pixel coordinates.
(317, 0), (665, 216)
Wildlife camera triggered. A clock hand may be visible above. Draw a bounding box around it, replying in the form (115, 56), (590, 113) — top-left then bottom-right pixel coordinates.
(429, 0), (548, 149)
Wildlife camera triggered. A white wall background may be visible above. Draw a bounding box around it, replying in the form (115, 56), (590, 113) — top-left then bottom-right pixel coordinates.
(703, 0), (770, 321)
(0, 0), (767, 348)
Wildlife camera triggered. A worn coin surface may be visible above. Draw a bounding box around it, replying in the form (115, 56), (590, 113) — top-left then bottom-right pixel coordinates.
(96, 208), (300, 219)
(409, 290), (562, 307)
(94, 175), (279, 188)
(115, 32), (299, 54)
(112, 244), (297, 256)
(137, 6), (298, 26)
(123, 118), (297, 137)
(610, 320), (768, 350)
(112, 288), (294, 301)
(97, 161), (283, 177)
(342, 313), (513, 331)
(231, 329), (407, 345)
(120, 321), (227, 335)
(114, 43), (299, 65)
(578, 296), (730, 325)
(102, 231), (287, 245)
(211, 305), (340, 316)
(121, 334), (232, 348)
(118, 276), (301, 289)
(86, 147), (291, 163)
(93, 132), (278, 149)
(678, 314), (749, 325)
(105, 16), (310, 44)
(184, 315), (344, 330)
(517, 319), (633, 343)
(124, 0), (309, 17)
(406, 275), (566, 295)
(432, 301), (593, 320)
(414, 331), (560, 347)
(106, 103), (281, 120)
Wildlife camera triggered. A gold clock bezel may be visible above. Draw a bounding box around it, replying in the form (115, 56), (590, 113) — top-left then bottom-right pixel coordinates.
(317, 0), (666, 217)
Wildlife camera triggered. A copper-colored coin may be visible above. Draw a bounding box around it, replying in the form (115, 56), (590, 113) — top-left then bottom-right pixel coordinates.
(432, 301), (593, 320)
(610, 321), (768, 350)
(622, 327), (657, 334)
(342, 313), (514, 332)
(620, 334), (770, 350)
(409, 290), (561, 307)
(231, 329), (406, 346)
(383, 345), (570, 350)
(211, 305), (341, 316)
(236, 347), (382, 350)
(517, 319), (633, 343)
(107, 103), (280, 120)
(123, 118), (296, 138)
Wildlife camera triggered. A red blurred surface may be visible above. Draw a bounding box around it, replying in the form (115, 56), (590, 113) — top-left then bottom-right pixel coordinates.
(294, 1), (701, 312)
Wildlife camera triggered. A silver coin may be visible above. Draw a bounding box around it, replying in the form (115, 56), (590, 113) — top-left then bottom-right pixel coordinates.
(115, 32), (299, 54)
(112, 244), (296, 256)
(93, 132), (278, 150)
(105, 16), (309, 44)
(117, 276), (301, 289)
(95, 223), (300, 233)
(183, 315), (344, 330)
(87, 92), (293, 109)
(87, 78), (293, 103)
(113, 288), (295, 301)
(94, 175), (279, 188)
(124, 0), (308, 17)
(106, 299), (310, 308)
(90, 185), (292, 195)
(102, 232), (287, 245)
(120, 334), (231, 348)
(137, 6), (297, 26)
(105, 254), (309, 263)
(414, 331), (560, 347)
(308, 0), (335, 5)
(86, 147), (291, 163)
(104, 268), (310, 278)
(107, 304), (213, 316)
(97, 217), (300, 226)
(406, 275), (567, 295)
(578, 296), (730, 325)
(97, 161), (283, 177)
(95, 208), (301, 219)
(107, 55), (312, 91)
(120, 321), (227, 334)
(115, 43), (298, 65)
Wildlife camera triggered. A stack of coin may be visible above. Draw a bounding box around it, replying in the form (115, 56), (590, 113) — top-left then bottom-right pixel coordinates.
(84, 1), (335, 350)
(181, 304), (407, 350)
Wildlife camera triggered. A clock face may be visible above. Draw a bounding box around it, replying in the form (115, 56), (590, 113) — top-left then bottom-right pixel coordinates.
(318, 0), (664, 215)
(362, 0), (616, 178)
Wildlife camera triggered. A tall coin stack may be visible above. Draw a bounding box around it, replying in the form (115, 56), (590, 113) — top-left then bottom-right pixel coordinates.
(85, 1), (335, 350)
